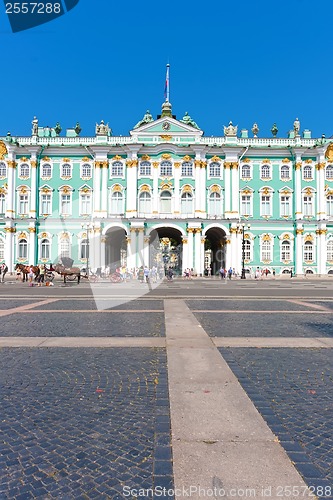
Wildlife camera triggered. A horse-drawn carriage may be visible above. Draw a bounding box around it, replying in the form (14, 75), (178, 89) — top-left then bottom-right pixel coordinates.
(51, 257), (82, 284)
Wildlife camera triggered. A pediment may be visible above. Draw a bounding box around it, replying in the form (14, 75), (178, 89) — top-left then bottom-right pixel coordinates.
(130, 116), (203, 137)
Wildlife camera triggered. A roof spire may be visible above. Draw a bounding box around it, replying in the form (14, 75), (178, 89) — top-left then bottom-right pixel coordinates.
(164, 63), (170, 102)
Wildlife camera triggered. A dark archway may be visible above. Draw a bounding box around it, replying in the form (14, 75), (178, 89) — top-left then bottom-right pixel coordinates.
(105, 227), (127, 271)
(149, 227), (183, 275)
(204, 227), (227, 275)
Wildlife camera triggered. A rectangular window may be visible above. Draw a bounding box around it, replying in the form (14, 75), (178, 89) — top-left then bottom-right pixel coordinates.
(61, 195), (71, 215)
(303, 196), (313, 216)
(160, 165), (173, 176)
(261, 241), (271, 261)
(280, 196), (291, 217)
(0, 195), (5, 214)
(81, 194), (91, 215)
(19, 195), (28, 214)
(111, 164), (123, 176)
(261, 196), (271, 216)
(140, 163), (151, 176)
(241, 195), (251, 216)
(181, 165), (193, 176)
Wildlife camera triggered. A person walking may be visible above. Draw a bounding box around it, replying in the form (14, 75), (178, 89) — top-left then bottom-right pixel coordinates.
(38, 263), (45, 286)
(1, 263), (8, 283)
(228, 267), (233, 280)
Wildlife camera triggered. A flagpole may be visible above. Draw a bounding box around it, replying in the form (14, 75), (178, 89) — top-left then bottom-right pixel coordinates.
(165, 63), (170, 102)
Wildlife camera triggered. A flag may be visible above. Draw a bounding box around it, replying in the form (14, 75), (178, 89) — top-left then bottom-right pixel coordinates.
(164, 64), (170, 101)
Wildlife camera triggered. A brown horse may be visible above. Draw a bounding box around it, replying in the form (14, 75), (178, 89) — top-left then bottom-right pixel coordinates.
(52, 264), (81, 284)
(15, 264), (40, 282)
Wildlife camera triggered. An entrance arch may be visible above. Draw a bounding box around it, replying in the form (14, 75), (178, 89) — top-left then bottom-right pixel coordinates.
(105, 226), (127, 271)
(203, 226), (227, 275)
(148, 226), (183, 275)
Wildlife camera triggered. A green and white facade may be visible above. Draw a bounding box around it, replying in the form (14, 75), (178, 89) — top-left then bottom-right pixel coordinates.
(1, 100), (333, 276)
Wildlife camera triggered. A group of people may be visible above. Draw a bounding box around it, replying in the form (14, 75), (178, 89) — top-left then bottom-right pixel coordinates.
(219, 267), (237, 280)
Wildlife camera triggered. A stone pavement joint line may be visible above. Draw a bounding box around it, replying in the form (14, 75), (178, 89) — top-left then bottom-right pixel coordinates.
(0, 298), (59, 317)
(288, 299), (333, 312)
(164, 299), (313, 498)
(0, 337), (166, 347)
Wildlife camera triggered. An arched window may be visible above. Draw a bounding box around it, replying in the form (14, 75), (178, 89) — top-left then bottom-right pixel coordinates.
(40, 193), (51, 215)
(42, 164), (52, 178)
(261, 165), (270, 179)
(81, 238), (89, 259)
(326, 195), (333, 217)
(181, 162), (193, 177)
(61, 163), (72, 177)
(18, 192), (29, 215)
(281, 165), (290, 179)
(281, 240), (291, 261)
(60, 238), (70, 259)
(18, 239), (28, 259)
(0, 162), (7, 177)
(0, 238), (4, 260)
(41, 239), (50, 260)
(303, 194), (313, 216)
(261, 240), (271, 261)
(0, 193), (6, 214)
(241, 164), (251, 179)
(244, 239), (251, 261)
(138, 192), (151, 214)
(304, 241), (313, 261)
(160, 190), (172, 213)
(303, 165), (312, 179)
(181, 192), (193, 214)
(326, 165), (333, 180)
(81, 163), (92, 178)
(327, 240), (333, 261)
(110, 191), (124, 214)
(209, 162), (221, 177)
(80, 192), (91, 215)
(140, 161), (151, 176)
(19, 164), (30, 177)
(208, 192), (221, 216)
(111, 161), (123, 176)
(160, 161), (172, 177)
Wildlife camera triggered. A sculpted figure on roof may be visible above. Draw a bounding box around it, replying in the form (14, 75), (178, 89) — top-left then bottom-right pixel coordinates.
(180, 112), (200, 130)
(224, 121), (238, 137)
(133, 110), (154, 129)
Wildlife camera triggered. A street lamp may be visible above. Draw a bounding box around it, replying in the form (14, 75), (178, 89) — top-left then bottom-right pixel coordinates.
(237, 222), (251, 279)
(81, 222), (94, 276)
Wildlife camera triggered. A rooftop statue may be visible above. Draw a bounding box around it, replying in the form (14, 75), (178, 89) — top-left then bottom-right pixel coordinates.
(95, 120), (111, 136)
(32, 116), (38, 136)
(180, 112), (200, 130)
(224, 121), (238, 137)
(133, 110), (154, 129)
(294, 117), (300, 136)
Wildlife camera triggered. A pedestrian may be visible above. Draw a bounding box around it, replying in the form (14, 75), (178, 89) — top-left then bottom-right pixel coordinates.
(272, 268), (276, 278)
(144, 266), (149, 283)
(138, 266), (144, 283)
(0, 263), (8, 283)
(219, 266), (225, 280)
(228, 267), (233, 280)
(167, 267), (173, 281)
(28, 266), (34, 285)
(38, 263), (45, 286)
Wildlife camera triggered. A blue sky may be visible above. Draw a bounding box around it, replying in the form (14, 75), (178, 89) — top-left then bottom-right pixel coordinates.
(0, 0), (332, 138)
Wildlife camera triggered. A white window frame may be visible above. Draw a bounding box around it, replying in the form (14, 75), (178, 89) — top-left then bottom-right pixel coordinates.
(261, 164), (271, 179)
(280, 194), (291, 217)
(181, 192), (193, 215)
(139, 161), (151, 176)
(244, 238), (252, 261)
(59, 238), (70, 259)
(326, 165), (333, 180)
(327, 240), (333, 261)
(303, 241), (313, 261)
(111, 161), (123, 177)
(240, 192), (253, 217)
(261, 239), (272, 261)
(138, 191), (152, 215)
(19, 163), (30, 178)
(260, 194), (272, 217)
(281, 240), (291, 261)
(303, 165), (313, 180)
(326, 195), (333, 217)
(80, 238), (89, 260)
(80, 192), (92, 215)
(0, 193), (6, 214)
(160, 190), (172, 213)
(280, 165), (290, 180)
(61, 163), (72, 178)
(0, 238), (4, 260)
(0, 162), (7, 177)
(40, 192), (52, 215)
(209, 162), (221, 178)
(303, 195), (314, 217)
(40, 238), (50, 260)
(81, 163), (92, 178)
(208, 191), (222, 217)
(110, 191), (124, 215)
(160, 161), (173, 177)
(41, 163), (52, 178)
(18, 239), (28, 259)
(241, 164), (251, 179)
(181, 162), (193, 177)
(60, 192), (72, 216)
(18, 193), (29, 215)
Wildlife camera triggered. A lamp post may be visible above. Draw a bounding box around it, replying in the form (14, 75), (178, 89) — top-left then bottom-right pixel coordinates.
(237, 222), (250, 279)
(81, 222), (93, 276)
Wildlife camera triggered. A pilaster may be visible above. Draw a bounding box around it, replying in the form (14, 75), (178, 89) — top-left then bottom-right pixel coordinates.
(295, 226), (303, 275)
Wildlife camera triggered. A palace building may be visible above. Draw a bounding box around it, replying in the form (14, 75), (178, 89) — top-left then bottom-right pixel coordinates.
(1, 100), (333, 276)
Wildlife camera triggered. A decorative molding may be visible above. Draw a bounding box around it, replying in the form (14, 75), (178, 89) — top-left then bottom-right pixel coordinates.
(160, 135), (172, 141)
(282, 158), (291, 163)
(295, 162), (302, 170)
(325, 143), (333, 162)
(316, 162), (326, 170)
(161, 154), (171, 159)
(304, 159), (313, 164)
(140, 154), (150, 161)
(0, 141), (8, 160)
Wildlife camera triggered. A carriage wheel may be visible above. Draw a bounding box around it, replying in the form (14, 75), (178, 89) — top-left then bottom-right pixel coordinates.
(66, 274), (78, 282)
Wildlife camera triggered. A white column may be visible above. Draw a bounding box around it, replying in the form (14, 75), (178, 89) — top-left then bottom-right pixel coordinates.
(29, 157), (37, 218)
(187, 229), (194, 270)
(93, 161), (102, 217)
(100, 165), (108, 217)
(194, 158), (201, 216)
(200, 162), (207, 216)
(137, 228), (144, 267)
(194, 229), (202, 275)
(200, 236), (206, 276)
(152, 162), (159, 215)
(231, 163), (240, 217)
(182, 237), (188, 272)
(101, 236), (106, 269)
(316, 161), (325, 220)
(126, 158), (138, 217)
(4, 226), (15, 272)
(93, 226), (101, 269)
(224, 163), (231, 216)
(6, 157), (16, 219)
(230, 228), (239, 272)
(173, 163), (181, 216)
(295, 227), (303, 275)
(295, 161), (302, 219)
(317, 227), (327, 276)
(225, 237), (232, 271)
(29, 226), (36, 264)
(129, 229), (138, 269)
(143, 236), (150, 267)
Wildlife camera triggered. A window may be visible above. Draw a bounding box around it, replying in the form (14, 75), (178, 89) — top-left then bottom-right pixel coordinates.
(0, 162), (7, 177)
(19, 164), (30, 178)
(139, 161), (151, 176)
(19, 194), (29, 214)
(160, 190), (172, 213)
(241, 195), (251, 216)
(80, 193), (92, 215)
(0, 194), (5, 214)
(41, 238), (50, 260)
(261, 195), (271, 216)
(304, 242), (313, 261)
(41, 194), (51, 215)
(303, 165), (312, 179)
(209, 162), (221, 177)
(327, 240), (333, 261)
(138, 192), (151, 214)
(181, 192), (193, 214)
(18, 239), (28, 259)
(181, 162), (193, 177)
(303, 195), (313, 216)
(110, 192), (124, 214)
(281, 165), (290, 179)
(261, 240), (271, 261)
(60, 238), (70, 259)
(0, 239), (4, 260)
(61, 194), (71, 215)
(261, 165), (270, 179)
(326, 165), (333, 180)
(208, 192), (221, 216)
(244, 240), (251, 261)
(42, 164), (52, 178)
(327, 195), (333, 217)
(160, 161), (172, 177)
(281, 240), (291, 261)
(61, 163), (72, 177)
(81, 163), (92, 178)
(111, 161), (123, 176)
(80, 239), (89, 259)
(280, 195), (291, 217)
(241, 164), (251, 179)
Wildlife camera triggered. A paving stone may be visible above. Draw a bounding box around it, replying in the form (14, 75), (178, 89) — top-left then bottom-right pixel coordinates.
(187, 299), (313, 311)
